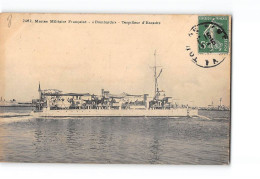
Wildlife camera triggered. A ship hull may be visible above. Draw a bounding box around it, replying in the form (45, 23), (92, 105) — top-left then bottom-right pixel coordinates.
(31, 108), (198, 117)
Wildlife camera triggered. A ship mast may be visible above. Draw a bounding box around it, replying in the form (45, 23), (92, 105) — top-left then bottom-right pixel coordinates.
(152, 50), (162, 100)
(154, 50), (157, 98)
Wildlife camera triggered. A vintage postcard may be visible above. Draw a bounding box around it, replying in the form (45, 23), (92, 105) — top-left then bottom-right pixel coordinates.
(0, 13), (231, 164)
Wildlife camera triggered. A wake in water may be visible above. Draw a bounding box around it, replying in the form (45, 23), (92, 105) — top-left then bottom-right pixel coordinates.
(0, 112), (30, 118)
(0, 112), (34, 124)
(197, 114), (212, 120)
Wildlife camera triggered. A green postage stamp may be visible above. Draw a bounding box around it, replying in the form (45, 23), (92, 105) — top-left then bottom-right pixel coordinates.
(198, 16), (229, 53)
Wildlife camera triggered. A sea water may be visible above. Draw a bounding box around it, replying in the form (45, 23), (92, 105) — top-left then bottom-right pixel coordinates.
(0, 107), (230, 164)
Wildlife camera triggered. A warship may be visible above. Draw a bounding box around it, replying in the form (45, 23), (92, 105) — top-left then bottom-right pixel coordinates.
(31, 52), (198, 117)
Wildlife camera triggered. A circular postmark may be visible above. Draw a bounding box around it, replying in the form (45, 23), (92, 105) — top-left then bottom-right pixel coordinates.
(186, 16), (229, 68)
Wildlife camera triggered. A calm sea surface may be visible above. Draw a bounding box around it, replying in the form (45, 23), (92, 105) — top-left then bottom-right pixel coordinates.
(0, 107), (230, 164)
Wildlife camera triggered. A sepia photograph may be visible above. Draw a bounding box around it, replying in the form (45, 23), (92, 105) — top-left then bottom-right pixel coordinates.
(0, 13), (231, 164)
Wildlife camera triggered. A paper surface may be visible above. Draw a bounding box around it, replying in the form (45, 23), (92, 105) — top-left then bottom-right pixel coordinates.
(0, 13), (231, 164)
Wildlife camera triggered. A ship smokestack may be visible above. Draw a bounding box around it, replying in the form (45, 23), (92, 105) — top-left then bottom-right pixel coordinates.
(101, 89), (104, 97)
(38, 81), (41, 92)
(144, 94), (149, 109)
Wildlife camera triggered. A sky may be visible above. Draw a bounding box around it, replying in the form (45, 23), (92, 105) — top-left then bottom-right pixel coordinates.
(0, 13), (230, 107)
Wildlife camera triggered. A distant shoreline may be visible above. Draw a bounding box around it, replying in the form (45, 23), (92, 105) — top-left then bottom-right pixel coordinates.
(0, 105), (35, 107)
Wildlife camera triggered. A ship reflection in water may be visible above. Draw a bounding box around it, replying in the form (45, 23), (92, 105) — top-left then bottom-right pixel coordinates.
(0, 108), (230, 164)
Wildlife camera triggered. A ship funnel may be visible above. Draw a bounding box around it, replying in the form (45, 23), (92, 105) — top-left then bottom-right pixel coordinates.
(101, 89), (104, 97)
